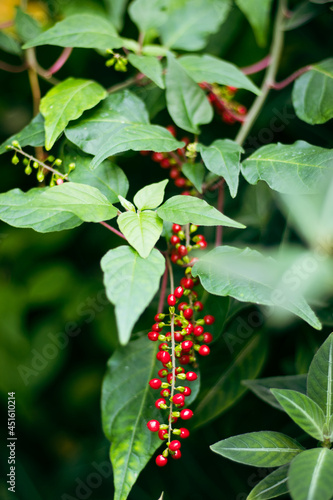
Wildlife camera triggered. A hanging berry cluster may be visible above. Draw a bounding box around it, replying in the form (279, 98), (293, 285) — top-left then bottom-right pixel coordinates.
(199, 82), (247, 124)
(146, 223), (214, 466)
(169, 223), (207, 266)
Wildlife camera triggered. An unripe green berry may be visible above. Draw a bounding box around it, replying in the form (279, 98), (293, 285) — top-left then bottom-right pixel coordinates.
(196, 319), (205, 325)
(161, 382), (169, 389)
(160, 424), (168, 430)
(24, 165), (32, 175)
(190, 224), (198, 233)
(177, 373), (186, 380)
(11, 155), (19, 165)
(12, 140), (20, 148)
(172, 428), (181, 435)
(37, 170), (44, 182)
(54, 158), (62, 166)
(33, 161), (39, 169)
(158, 334), (166, 341)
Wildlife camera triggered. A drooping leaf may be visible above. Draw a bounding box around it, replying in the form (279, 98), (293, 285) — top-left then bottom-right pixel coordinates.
(283, 1), (323, 31)
(165, 54), (213, 134)
(128, 54), (165, 89)
(307, 333), (333, 422)
(65, 90), (183, 168)
(0, 114), (45, 155)
(101, 247), (165, 344)
(133, 180), (168, 211)
(40, 77), (107, 150)
(101, 336), (164, 500)
(182, 163), (205, 193)
(104, 0), (129, 30)
(157, 195), (245, 227)
(159, 0), (232, 51)
(117, 211), (163, 258)
(292, 59), (333, 125)
(15, 7), (42, 43)
(271, 389), (326, 441)
(288, 448), (333, 500)
(211, 431), (304, 467)
(235, 0), (274, 46)
(179, 55), (260, 95)
(129, 0), (169, 33)
(23, 14), (123, 50)
(197, 139), (244, 198)
(247, 465), (289, 500)
(194, 334), (267, 428)
(0, 31), (22, 55)
(192, 246), (321, 330)
(241, 141), (333, 194)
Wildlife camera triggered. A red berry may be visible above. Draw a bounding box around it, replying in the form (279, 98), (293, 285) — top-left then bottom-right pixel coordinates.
(186, 371), (197, 381)
(183, 278), (194, 289)
(183, 387), (191, 397)
(194, 301), (204, 311)
(157, 351), (171, 364)
(152, 323), (162, 332)
(148, 331), (159, 341)
(56, 178), (64, 185)
(183, 308), (193, 320)
(171, 253), (179, 264)
(170, 235), (180, 246)
(238, 105), (247, 115)
(170, 167), (180, 179)
(174, 331), (183, 342)
(152, 152), (164, 162)
(149, 378), (162, 389)
(177, 245), (188, 257)
(156, 454), (168, 466)
(147, 420), (160, 432)
(179, 355), (190, 365)
(196, 234), (205, 241)
(174, 285), (184, 298)
(181, 137), (190, 146)
(161, 388), (170, 397)
(180, 427), (190, 438)
(176, 319), (183, 326)
(158, 368), (168, 378)
(176, 367), (185, 374)
(175, 177), (186, 188)
(208, 92), (217, 103)
(227, 86), (237, 93)
(203, 332), (213, 344)
(140, 150), (150, 156)
(160, 158), (170, 168)
(198, 345), (210, 356)
(181, 190), (191, 196)
(194, 325), (204, 336)
(159, 342), (169, 351)
(198, 240), (207, 249)
(172, 393), (185, 405)
(154, 313), (164, 322)
(155, 398), (166, 409)
(185, 323), (194, 334)
(169, 440), (181, 451)
(204, 315), (215, 325)
(178, 302), (187, 311)
(180, 409), (193, 420)
(181, 340), (193, 351)
(167, 373), (174, 384)
(171, 449), (182, 459)
(167, 294), (177, 306)
(172, 223), (182, 233)
(167, 125), (177, 137)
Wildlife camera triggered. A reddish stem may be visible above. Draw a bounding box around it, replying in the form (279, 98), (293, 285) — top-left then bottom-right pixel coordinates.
(47, 47), (73, 75)
(0, 20), (14, 29)
(269, 65), (312, 90)
(241, 55), (271, 75)
(215, 181), (225, 247)
(157, 262), (169, 314)
(99, 221), (127, 240)
(0, 61), (28, 73)
(201, 82), (246, 123)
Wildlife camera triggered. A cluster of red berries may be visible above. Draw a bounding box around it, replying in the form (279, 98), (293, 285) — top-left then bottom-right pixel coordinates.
(170, 223), (207, 267)
(199, 82), (247, 124)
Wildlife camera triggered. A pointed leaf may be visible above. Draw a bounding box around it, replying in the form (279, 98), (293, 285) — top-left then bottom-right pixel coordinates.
(104, 0), (128, 31)
(40, 77), (107, 150)
(128, 54), (165, 89)
(157, 195), (245, 227)
(179, 55), (260, 95)
(134, 180), (168, 210)
(129, 0), (168, 33)
(247, 465), (289, 500)
(182, 163), (205, 193)
(241, 141), (333, 194)
(271, 389), (325, 441)
(0, 114), (44, 155)
(101, 247), (165, 344)
(23, 14), (123, 50)
(15, 7), (42, 43)
(118, 211), (163, 258)
(211, 431), (304, 467)
(288, 448), (333, 500)
(165, 54), (213, 134)
(307, 333), (333, 422)
(235, 0), (273, 47)
(197, 139), (244, 198)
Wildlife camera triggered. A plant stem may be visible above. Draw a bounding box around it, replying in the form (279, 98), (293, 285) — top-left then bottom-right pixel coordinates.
(48, 47), (73, 75)
(0, 20), (14, 29)
(157, 262), (169, 314)
(0, 61), (28, 73)
(8, 146), (63, 176)
(185, 223), (190, 248)
(166, 254), (174, 293)
(215, 181), (225, 247)
(269, 65), (311, 90)
(235, 0), (287, 147)
(99, 221), (127, 240)
(241, 55), (271, 75)
(26, 49), (41, 117)
(165, 254), (176, 443)
(107, 76), (139, 93)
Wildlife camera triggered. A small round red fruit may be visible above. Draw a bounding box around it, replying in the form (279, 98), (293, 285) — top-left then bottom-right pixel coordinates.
(170, 167), (180, 179)
(152, 152), (164, 162)
(172, 393), (185, 405)
(181, 340), (193, 351)
(174, 331), (183, 342)
(157, 351), (171, 364)
(180, 427), (190, 438)
(160, 158), (170, 168)
(193, 325), (204, 336)
(204, 315), (215, 325)
(177, 245), (188, 257)
(186, 371), (198, 381)
(180, 409), (193, 420)
(147, 420), (160, 432)
(171, 449), (182, 459)
(172, 223), (182, 233)
(175, 177), (186, 188)
(203, 332), (213, 344)
(169, 440), (181, 451)
(174, 286), (184, 298)
(198, 345), (210, 356)
(155, 398), (166, 409)
(167, 294), (177, 306)
(149, 378), (162, 389)
(198, 240), (207, 249)
(158, 368), (168, 378)
(178, 302), (187, 311)
(183, 308), (193, 320)
(194, 301), (204, 311)
(179, 355), (190, 365)
(148, 331), (159, 341)
(183, 278), (194, 289)
(152, 323), (162, 332)
(156, 454), (168, 466)
(170, 235), (180, 246)
(183, 386), (191, 397)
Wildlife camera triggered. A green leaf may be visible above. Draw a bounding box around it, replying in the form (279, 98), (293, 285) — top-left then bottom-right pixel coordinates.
(0, 31), (22, 55)
(288, 448), (333, 500)
(15, 7), (42, 43)
(182, 163), (205, 193)
(235, 0), (273, 46)
(159, 0), (232, 51)
(211, 431), (304, 467)
(243, 375), (308, 411)
(157, 195), (245, 227)
(129, 0), (169, 33)
(101, 247), (165, 344)
(0, 183), (117, 232)
(197, 139), (244, 198)
(128, 54), (165, 89)
(194, 334), (267, 428)
(283, 1), (322, 31)
(192, 246), (321, 330)
(101, 336), (164, 500)
(179, 55), (260, 95)
(307, 333), (333, 423)
(292, 59), (333, 125)
(165, 54), (213, 134)
(40, 77), (107, 150)
(104, 0), (129, 30)
(118, 211), (163, 258)
(133, 180), (168, 210)
(65, 90), (183, 168)
(241, 141), (333, 194)
(23, 14), (123, 50)
(66, 151), (129, 204)
(0, 114), (44, 155)
(271, 389), (326, 441)
(247, 465), (289, 500)
(329, 413), (333, 439)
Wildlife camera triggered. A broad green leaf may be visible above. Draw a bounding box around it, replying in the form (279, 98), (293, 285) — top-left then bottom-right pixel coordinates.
(283, 2), (322, 31)
(0, 31), (22, 55)
(101, 336), (164, 500)
(159, 0), (231, 51)
(66, 152), (129, 204)
(182, 163), (205, 193)
(241, 141), (333, 194)
(118, 211), (163, 258)
(129, 0), (168, 33)
(292, 59), (333, 125)
(288, 448), (333, 500)
(179, 55), (260, 95)
(0, 114), (44, 155)
(194, 334), (267, 428)
(235, 0), (273, 46)
(307, 333), (333, 423)
(15, 7), (42, 43)
(157, 195), (245, 228)
(128, 54), (165, 89)
(133, 180), (168, 210)
(271, 389), (325, 441)
(192, 246), (321, 330)
(165, 54), (213, 134)
(65, 90), (183, 168)
(247, 465), (289, 500)
(23, 14), (123, 50)
(104, 0), (128, 30)
(118, 195), (136, 212)
(101, 247), (165, 344)
(40, 77), (107, 150)
(243, 375), (307, 411)
(211, 431), (304, 467)
(197, 139), (244, 198)
(329, 413), (333, 439)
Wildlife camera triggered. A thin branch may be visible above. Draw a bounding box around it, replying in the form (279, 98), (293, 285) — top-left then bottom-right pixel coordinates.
(99, 221), (127, 240)
(241, 55), (271, 75)
(169, 151), (183, 167)
(269, 65), (311, 90)
(107, 76), (138, 93)
(8, 146), (64, 176)
(185, 223), (190, 248)
(47, 47), (73, 75)
(0, 61), (28, 73)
